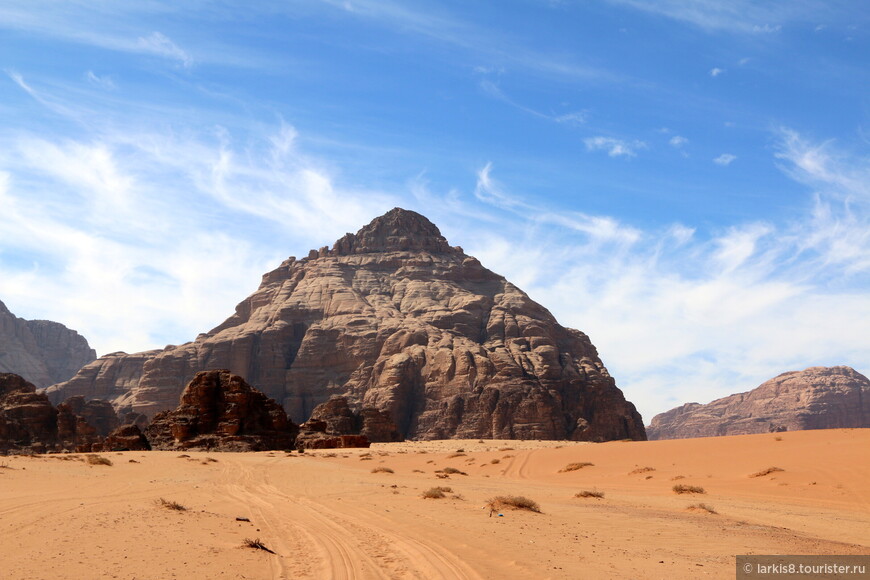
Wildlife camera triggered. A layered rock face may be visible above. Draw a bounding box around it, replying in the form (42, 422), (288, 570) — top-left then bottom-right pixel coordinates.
(49, 208), (645, 441)
(144, 369), (297, 451)
(647, 366), (870, 440)
(0, 300), (96, 388)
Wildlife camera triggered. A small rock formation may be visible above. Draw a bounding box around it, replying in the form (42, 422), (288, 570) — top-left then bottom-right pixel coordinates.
(308, 396), (403, 443)
(104, 424), (151, 451)
(295, 417), (371, 449)
(0, 373), (59, 453)
(647, 366), (870, 440)
(49, 208), (646, 441)
(0, 373), (123, 453)
(0, 300), (96, 388)
(143, 369), (298, 451)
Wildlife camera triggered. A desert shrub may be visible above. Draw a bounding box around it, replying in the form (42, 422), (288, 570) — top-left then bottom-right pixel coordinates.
(157, 498), (187, 511)
(371, 466), (394, 473)
(86, 454), (112, 466)
(559, 462), (594, 473)
(440, 467), (467, 475)
(687, 503), (717, 514)
(243, 538), (275, 554)
(672, 484), (705, 494)
(486, 495), (541, 513)
(177, 454), (190, 458)
(421, 486), (453, 499)
(574, 490), (604, 499)
(628, 466), (655, 475)
(670, 475), (685, 481)
(498, 447), (514, 451)
(749, 467), (784, 478)
(412, 469), (425, 473)
(490, 458), (500, 464)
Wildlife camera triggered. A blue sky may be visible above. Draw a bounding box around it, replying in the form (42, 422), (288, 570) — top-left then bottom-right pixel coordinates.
(1, 1), (868, 423)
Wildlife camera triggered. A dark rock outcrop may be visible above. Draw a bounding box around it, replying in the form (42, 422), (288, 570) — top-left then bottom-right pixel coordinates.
(308, 396), (402, 443)
(0, 300), (96, 388)
(104, 424), (151, 451)
(48, 208), (645, 441)
(143, 369), (298, 451)
(647, 366), (870, 440)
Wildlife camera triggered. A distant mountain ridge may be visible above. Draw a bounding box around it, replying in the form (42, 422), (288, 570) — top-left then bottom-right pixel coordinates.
(48, 208), (645, 441)
(647, 366), (870, 440)
(0, 300), (96, 388)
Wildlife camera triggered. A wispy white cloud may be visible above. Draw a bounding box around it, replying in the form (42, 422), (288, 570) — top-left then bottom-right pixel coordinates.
(710, 67), (724, 77)
(713, 153), (737, 165)
(603, 0), (852, 34)
(669, 135), (688, 147)
(85, 71), (116, 90)
(136, 31), (193, 68)
(584, 136), (646, 157)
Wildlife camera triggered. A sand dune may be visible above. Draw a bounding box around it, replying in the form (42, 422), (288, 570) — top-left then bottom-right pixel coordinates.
(1, 429), (868, 579)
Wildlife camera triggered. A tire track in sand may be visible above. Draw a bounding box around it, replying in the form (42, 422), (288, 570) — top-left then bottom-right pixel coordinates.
(220, 457), (482, 579)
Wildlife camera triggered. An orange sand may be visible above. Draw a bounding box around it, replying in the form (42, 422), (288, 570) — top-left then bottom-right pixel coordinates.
(1, 429), (868, 579)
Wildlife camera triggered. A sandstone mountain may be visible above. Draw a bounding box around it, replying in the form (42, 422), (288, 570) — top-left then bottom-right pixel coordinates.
(0, 300), (96, 388)
(48, 208), (645, 441)
(647, 366), (870, 440)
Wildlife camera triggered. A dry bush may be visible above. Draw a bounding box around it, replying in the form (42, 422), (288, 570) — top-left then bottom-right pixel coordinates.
(749, 467), (784, 478)
(360, 456), (373, 461)
(157, 498), (187, 511)
(412, 469), (425, 473)
(86, 454), (112, 466)
(672, 484), (706, 494)
(628, 466), (655, 475)
(490, 458), (500, 464)
(177, 454), (190, 458)
(486, 495), (541, 514)
(440, 467), (467, 476)
(502, 454), (514, 459)
(559, 462), (593, 473)
(243, 538), (276, 554)
(575, 490), (604, 499)
(128, 459), (139, 464)
(421, 486), (453, 499)
(687, 503), (717, 514)
(446, 452), (466, 458)
(371, 466), (394, 473)
(670, 475), (685, 481)
(498, 447), (514, 451)
(323, 453), (337, 458)
(774, 436), (783, 441)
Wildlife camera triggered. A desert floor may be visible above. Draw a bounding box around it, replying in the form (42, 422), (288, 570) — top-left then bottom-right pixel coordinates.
(1, 428), (868, 579)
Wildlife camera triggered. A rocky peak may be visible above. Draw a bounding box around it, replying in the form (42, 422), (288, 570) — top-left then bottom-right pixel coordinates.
(647, 365), (870, 440)
(331, 207), (457, 256)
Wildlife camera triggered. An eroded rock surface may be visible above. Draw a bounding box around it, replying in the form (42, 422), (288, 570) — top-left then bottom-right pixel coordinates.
(143, 369), (297, 451)
(0, 300), (96, 388)
(647, 366), (870, 440)
(49, 208), (645, 441)
(308, 396), (402, 443)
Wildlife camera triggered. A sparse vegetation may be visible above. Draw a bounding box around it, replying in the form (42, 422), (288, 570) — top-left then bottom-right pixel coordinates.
(490, 458), (500, 464)
(86, 454), (112, 466)
(687, 503), (717, 514)
(243, 538), (276, 554)
(412, 469), (425, 473)
(575, 490), (604, 499)
(750, 467), (784, 478)
(440, 467), (467, 476)
(447, 452), (466, 458)
(673, 484), (706, 494)
(670, 475), (685, 481)
(559, 462), (594, 473)
(628, 466), (655, 475)
(498, 447), (514, 452)
(422, 486), (453, 499)
(486, 495), (541, 514)
(157, 498), (187, 511)
(371, 466), (394, 473)
(774, 436), (783, 441)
